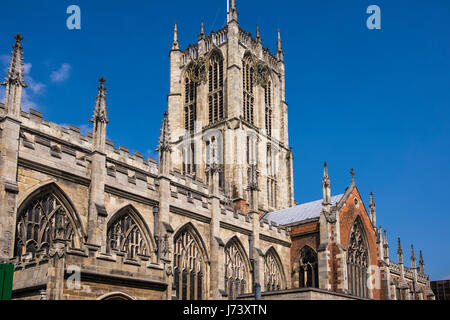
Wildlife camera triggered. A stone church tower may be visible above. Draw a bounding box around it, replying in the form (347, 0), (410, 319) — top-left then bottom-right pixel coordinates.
(167, 0), (294, 213)
(0, 1), (434, 301)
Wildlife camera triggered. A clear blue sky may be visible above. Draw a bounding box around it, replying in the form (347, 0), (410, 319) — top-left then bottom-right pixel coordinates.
(0, 0), (449, 281)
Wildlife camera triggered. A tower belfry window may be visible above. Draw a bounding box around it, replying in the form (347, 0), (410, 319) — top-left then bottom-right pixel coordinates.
(242, 56), (254, 124)
(208, 52), (224, 124)
(185, 76), (197, 133)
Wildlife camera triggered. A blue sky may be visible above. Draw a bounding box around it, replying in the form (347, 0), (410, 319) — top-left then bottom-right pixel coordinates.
(0, 0), (449, 280)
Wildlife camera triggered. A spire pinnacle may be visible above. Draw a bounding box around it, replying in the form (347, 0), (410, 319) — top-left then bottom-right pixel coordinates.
(171, 22), (180, 50)
(256, 24), (261, 42)
(90, 77), (108, 124)
(277, 29), (282, 50)
(227, 0), (238, 23)
(89, 77), (108, 151)
(397, 237), (404, 264)
(2, 33), (27, 88)
(322, 162), (331, 205)
(157, 111), (172, 152)
(383, 230), (388, 245)
(276, 29), (284, 62)
(419, 250), (425, 273)
(411, 244), (416, 268)
(200, 20), (205, 36)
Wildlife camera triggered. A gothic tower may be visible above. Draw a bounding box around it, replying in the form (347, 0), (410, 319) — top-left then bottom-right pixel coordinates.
(167, 1), (294, 213)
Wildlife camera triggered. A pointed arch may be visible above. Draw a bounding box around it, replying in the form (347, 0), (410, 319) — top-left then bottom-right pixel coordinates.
(263, 246), (286, 291)
(172, 222), (209, 300)
(96, 292), (135, 300)
(15, 181), (85, 261)
(346, 215), (370, 298)
(224, 236), (251, 299)
(173, 222), (209, 262)
(293, 245), (318, 288)
(106, 204), (155, 259)
(208, 47), (224, 61)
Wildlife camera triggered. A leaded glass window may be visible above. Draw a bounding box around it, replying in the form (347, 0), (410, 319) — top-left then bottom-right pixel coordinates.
(242, 55), (254, 124)
(185, 76), (197, 133)
(15, 192), (76, 261)
(224, 239), (248, 299)
(107, 211), (149, 259)
(173, 228), (204, 300)
(208, 52), (224, 124)
(347, 218), (369, 298)
(264, 249), (283, 291)
(295, 246), (318, 288)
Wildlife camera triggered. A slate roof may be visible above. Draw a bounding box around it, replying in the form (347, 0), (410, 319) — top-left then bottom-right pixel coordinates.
(263, 194), (344, 226)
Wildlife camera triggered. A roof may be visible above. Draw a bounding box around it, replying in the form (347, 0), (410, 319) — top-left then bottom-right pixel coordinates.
(263, 194), (344, 226)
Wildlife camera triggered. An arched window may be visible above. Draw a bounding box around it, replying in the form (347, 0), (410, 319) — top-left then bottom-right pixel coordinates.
(208, 51), (224, 124)
(264, 81), (272, 136)
(242, 55), (254, 124)
(295, 246), (318, 288)
(264, 248), (284, 291)
(15, 188), (81, 262)
(107, 207), (151, 260)
(184, 75), (197, 133)
(224, 238), (249, 299)
(347, 218), (369, 298)
(173, 226), (205, 300)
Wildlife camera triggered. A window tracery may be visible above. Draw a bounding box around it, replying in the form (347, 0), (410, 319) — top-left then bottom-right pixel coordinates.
(173, 228), (204, 300)
(107, 211), (149, 259)
(347, 218), (369, 298)
(15, 192), (76, 261)
(224, 239), (249, 299)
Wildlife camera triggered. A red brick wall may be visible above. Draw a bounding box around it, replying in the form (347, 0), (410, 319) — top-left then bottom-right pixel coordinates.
(289, 221), (320, 286)
(338, 187), (382, 299)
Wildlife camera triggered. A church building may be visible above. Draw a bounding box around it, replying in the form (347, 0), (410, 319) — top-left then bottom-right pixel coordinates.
(0, 1), (434, 300)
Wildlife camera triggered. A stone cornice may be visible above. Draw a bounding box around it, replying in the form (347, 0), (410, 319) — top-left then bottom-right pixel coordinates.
(170, 205), (211, 223)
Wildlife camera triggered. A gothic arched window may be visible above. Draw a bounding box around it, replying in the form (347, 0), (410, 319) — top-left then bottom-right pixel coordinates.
(347, 218), (369, 298)
(295, 246), (318, 288)
(224, 238), (249, 299)
(208, 51), (224, 124)
(184, 75), (197, 133)
(15, 191), (77, 261)
(264, 248), (284, 291)
(242, 55), (254, 124)
(107, 208), (150, 260)
(173, 226), (205, 300)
